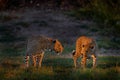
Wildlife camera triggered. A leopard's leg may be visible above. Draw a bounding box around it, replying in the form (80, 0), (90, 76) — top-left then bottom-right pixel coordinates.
(25, 54), (29, 68)
(32, 55), (37, 67)
(73, 56), (78, 68)
(91, 54), (97, 68)
(38, 52), (44, 67)
(81, 54), (87, 68)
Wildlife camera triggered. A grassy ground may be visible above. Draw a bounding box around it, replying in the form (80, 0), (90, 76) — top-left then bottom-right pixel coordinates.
(0, 55), (120, 80)
(0, 7), (120, 80)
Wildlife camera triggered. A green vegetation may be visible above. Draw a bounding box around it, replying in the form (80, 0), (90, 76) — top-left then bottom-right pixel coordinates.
(15, 22), (30, 28)
(0, 25), (26, 43)
(0, 46), (120, 80)
(0, 55), (120, 80)
(39, 21), (48, 27)
(0, 14), (19, 22)
(62, 45), (75, 54)
(0, 0), (120, 79)
(0, 44), (119, 80)
(65, 0), (120, 38)
(0, 15), (13, 22)
(65, 0), (120, 49)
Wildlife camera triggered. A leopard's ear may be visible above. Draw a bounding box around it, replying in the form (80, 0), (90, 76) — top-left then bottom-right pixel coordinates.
(47, 38), (53, 42)
(72, 50), (76, 56)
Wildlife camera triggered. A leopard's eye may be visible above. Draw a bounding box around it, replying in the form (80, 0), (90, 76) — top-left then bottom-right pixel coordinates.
(90, 46), (94, 49)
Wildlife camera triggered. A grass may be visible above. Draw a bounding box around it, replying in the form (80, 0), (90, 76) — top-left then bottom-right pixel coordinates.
(0, 25), (26, 43)
(15, 22), (30, 28)
(0, 35), (119, 80)
(65, 7), (120, 49)
(39, 20), (48, 27)
(0, 14), (19, 22)
(0, 2), (119, 79)
(62, 45), (75, 54)
(64, 1), (120, 37)
(0, 53), (120, 80)
(97, 38), (120, 49)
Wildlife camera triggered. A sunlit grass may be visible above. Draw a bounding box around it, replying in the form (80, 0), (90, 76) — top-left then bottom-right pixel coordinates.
(0, 55), (120, 80)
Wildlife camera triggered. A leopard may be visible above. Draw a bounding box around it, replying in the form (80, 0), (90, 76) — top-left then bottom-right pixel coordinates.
(72, 36), (97, 68)
(25, 35), (64, 68)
